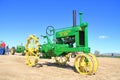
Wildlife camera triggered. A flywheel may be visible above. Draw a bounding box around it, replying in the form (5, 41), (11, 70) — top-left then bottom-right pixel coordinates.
(24, 35), (40, 66)
(54, 53), (71, 65)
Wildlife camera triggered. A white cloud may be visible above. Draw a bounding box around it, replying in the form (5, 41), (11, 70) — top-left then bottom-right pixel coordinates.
(99, 35), (109, 39)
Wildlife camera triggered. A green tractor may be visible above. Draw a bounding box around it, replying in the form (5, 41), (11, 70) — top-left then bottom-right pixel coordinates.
(24, 10), (98, 75)
(10, 45), (25, 55)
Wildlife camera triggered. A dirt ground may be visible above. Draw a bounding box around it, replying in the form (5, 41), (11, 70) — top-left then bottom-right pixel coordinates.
(0, 54), (120, 80)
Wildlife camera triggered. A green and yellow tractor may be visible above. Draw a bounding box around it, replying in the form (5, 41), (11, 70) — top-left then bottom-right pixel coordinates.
(24, 10), (98, 75)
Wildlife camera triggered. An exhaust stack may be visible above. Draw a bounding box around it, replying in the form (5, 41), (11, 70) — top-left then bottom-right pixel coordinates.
(73, 10), (76, 27)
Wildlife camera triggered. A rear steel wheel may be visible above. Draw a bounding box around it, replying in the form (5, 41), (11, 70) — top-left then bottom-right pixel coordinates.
(54, 53), (71, 65)
(88, 53), (98, 74)
(24, 35), (40, 67)
(74, 53), (94, 75)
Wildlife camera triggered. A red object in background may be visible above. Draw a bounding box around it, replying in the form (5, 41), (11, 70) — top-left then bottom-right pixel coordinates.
(1, 42), (6, 48)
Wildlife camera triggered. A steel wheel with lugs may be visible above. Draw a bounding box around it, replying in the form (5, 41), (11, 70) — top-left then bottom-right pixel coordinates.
(74, 53), (94, 75)
(88, 53), (98, 74)
(24, 35), (40, 67)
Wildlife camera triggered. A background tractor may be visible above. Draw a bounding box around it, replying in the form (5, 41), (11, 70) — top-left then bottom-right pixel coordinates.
(10, 44), (25, 55)
(24, 10), (98, 75)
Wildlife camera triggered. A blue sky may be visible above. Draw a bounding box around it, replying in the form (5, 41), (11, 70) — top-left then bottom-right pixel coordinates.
(0, 0), (120, 53)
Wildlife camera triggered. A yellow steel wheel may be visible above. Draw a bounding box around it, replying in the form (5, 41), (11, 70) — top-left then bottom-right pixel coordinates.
(74, 53), (94, 75)
(54, 53), (71, 65)
(24, 35), (40, 67)
(88, 53), (98, 74)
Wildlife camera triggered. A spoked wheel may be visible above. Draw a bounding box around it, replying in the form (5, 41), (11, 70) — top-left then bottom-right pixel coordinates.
(54, 53), (71, 65)
(24, 35), (40, 67)
(74, 53), (94, 75)
(88, 53), (98, 74)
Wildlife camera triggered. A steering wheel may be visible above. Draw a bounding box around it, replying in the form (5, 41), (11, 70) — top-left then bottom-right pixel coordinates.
(46, 26), (55, 36)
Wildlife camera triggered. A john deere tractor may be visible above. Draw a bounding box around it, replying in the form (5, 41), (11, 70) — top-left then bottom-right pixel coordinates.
(10, 45), (25, 55)
(24, 10), (98, 75)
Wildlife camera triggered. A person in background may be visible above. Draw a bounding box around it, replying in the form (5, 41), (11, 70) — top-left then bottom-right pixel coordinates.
(1, 41), (6, 54)
(6, 46), (9, 54)
(1, 41), (6, 48)
(111, 53), (114, 57)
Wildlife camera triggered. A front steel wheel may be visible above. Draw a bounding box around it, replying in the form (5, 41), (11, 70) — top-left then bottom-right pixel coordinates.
(24, 35), (40, 67)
